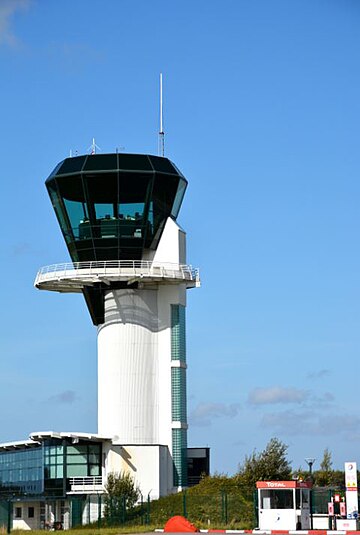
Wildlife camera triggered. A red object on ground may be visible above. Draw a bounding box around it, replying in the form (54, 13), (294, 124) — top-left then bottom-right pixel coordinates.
(164, 515), (199, 532)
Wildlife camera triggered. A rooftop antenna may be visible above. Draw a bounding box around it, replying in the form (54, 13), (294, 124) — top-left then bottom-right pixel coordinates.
(88, 138), (101, 155)
(158, 73), (165, 157)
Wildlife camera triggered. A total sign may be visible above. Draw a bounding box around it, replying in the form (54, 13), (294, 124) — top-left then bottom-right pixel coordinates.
(345, 462), (358, 519)
(345, 462), (357, 489)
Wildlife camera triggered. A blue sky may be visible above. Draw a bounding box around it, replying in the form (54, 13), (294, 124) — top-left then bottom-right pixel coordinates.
(0, 0), (360, 475)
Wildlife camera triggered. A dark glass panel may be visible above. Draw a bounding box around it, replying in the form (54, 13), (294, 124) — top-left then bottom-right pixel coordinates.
(91, 241), (119, 260)
(63, 199), (89, 239)
(149, 155), (178, 174)
(54, 176), (87, 242)
(170, 161), (185, 177)
(56, 156), (87, 175)
(83, 154), (118, 171)
(56, 175), (85, 203)
(85, 172), (118, 205)
(70, 244), (94, 262)
(46, 161), (63, 180)
(118, 172), (153, 244)
(171, 178), (187, 219)
(67, 242), (80, 262)
(84, 173), (118, 250)
(152, 173), (179, 230)
(119, 172), (151, 204)
(47, 182), (73, 245)
(118, 153), (152, 171)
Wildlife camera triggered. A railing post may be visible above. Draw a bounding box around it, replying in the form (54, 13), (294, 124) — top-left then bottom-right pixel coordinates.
(146, 494), (150, 525)
(221, 491), (227, 524)
(7, 499), (12, 534)
(140, 494), (143, 525)
(253, 489), (258, 530)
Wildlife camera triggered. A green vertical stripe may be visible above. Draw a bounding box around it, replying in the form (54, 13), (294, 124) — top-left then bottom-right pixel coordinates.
(172, 429), (188, 487)
(171, 305), (188, 486)
(171, 305), (186, 362)
(171, 367), (187, 421)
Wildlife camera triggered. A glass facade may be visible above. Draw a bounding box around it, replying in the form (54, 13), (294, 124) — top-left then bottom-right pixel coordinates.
(171, 304), (188, 487)
(0, 447), (43, 495)
(43, 440), (102, 496)
(46, 153), (188, 263)
(0, 440), (102, 498)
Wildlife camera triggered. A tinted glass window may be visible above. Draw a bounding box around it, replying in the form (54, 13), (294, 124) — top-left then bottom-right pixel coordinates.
(56, 156), (86, 175)
(63, 199), (88, 238)
(171, 179), (187, 219)
(118, 154), (152, 171)
(152, 174), (179, 228)
(57, 175), (85, 203)
(83, 154), (118, 171)
(261, 489), (294, 509)
(85, 173), (118, 206)
(149, 156), (178, 174)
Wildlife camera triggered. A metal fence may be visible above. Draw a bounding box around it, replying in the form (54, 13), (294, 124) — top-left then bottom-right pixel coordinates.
(67, 491), (257, 529)
(0, 488), (352, 531)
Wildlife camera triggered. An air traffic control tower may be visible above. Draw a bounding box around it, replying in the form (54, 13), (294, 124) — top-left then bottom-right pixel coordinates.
(35, 152), (200, 497)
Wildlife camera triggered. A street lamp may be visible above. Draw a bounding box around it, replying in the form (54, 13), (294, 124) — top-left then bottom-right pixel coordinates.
(305, 458), (316, 529)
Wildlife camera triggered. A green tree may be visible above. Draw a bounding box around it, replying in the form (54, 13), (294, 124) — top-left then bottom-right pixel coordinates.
(236, 438), (292, 487)
(320, 448), (332, 472)
(314, 448), (334, 487)
(104, 471), (140, 520)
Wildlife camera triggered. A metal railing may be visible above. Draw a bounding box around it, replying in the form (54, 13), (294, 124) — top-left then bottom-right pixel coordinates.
(69, 476), (104, 492)
(35, 260), (200, 285)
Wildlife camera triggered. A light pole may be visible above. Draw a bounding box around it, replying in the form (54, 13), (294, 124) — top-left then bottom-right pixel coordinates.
(305, 458), (316, 529)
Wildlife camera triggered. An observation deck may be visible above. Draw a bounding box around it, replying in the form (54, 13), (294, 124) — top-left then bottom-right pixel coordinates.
(35, 260), (200, 293)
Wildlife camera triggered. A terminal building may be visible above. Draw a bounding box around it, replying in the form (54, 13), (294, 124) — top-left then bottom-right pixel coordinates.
(0, 152), (208, 530)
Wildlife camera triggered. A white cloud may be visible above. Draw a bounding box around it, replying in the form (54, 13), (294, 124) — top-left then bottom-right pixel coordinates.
(189, 402), (240, 427)
(0, 0), (30, 47)
(248, 386), (308, 405)
(262, 409), (360, 438)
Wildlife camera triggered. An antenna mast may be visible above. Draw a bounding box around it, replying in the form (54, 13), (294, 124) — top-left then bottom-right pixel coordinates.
(158, 73), (165, 157)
